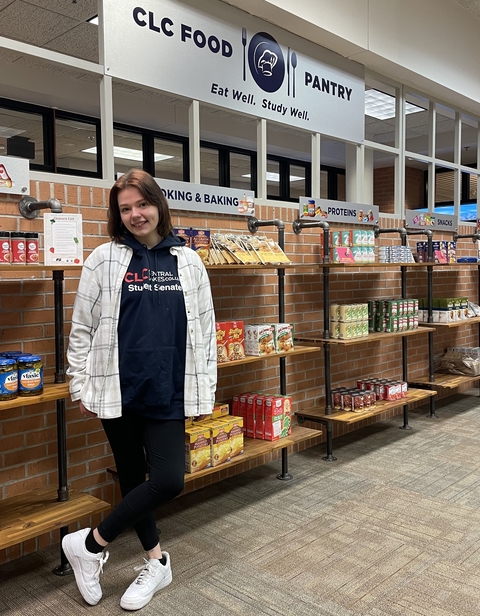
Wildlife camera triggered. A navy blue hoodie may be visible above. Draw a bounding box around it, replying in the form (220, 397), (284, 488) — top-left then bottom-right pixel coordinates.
(118, 232), (187, 419)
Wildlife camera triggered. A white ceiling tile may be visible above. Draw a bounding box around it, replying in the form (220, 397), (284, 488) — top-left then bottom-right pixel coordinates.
(46, 22), (98, 63)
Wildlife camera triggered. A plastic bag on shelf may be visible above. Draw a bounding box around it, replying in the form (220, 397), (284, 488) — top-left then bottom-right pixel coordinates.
(435, 347), (480, 376)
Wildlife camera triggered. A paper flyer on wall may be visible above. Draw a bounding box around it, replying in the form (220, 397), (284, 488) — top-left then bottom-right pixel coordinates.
(43, 213), (83, 265)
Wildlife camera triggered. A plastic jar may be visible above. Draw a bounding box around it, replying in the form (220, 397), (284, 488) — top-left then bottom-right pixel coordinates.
(0, 231), (11, 263)
(0, 358), (18, 400)
(11, 232), (26, 263)
(25, 232), (39, 263)
(17, 355), (43, 397)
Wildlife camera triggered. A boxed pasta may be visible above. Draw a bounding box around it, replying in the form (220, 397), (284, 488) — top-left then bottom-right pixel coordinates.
(184, 424), (212, 473)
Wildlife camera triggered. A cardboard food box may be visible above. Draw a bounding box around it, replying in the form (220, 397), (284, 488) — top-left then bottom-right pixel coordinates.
(184, 424), (212, 473)
(208, 421), (231, 467)
(212, 402), (229, 419)
(254, 395), (266, 439)
(263, 396), (284, 441)
(174, 227), (191, 247)
(272, 323), (294, 353)
(244, 323), (275, 356)
(190, 228), (211, 264)
(216, 321), (245, 362)
(246, 393), (258, 438)
(217, 415), (244, 457)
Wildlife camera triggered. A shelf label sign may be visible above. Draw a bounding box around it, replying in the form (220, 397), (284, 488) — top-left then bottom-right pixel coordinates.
(298, 198), (379, 225)
(156, 178), (255, 216)
(43, 213), (84, 265)
(405, 210), (458, 232)
(102, 0), (365, 143)
(0, 155), (29, 195)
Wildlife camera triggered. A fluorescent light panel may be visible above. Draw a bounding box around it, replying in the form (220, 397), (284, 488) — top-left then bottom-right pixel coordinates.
(82, 146), (173, 162)
(87, 15), (99, 25)
(365, 89), (424, 120)
(242, 172), (304, 182)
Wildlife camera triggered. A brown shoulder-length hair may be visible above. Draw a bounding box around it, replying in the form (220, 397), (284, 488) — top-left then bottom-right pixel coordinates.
(107, 168), (173, 242)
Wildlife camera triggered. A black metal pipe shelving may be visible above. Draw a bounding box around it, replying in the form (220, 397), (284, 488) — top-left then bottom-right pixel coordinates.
(247, 217), (292, 480)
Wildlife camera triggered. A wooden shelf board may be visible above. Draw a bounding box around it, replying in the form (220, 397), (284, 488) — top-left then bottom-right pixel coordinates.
(217, 345), (321, 369)
(0, 487), (111, 551)
(419, 317), (480, 328)
(0, 382), (70, 412)
(296, 388), (436, 425)
(184, 425), (322, 482)
(206, 263), (294, 270)
(297, 328), (435, 346)
(410, 373), (480, 389)
(108, 426), (323, 484)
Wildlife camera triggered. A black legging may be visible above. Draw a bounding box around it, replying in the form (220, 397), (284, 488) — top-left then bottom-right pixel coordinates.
(97, 414), (185, 552)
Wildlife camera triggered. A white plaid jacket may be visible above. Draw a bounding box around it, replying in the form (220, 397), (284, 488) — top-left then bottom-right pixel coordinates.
(67, 241), (217, 418)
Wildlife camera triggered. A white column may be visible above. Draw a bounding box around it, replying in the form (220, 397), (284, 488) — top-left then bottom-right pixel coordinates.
(346, 143), (363, 202)
(257, 119), (267, 200)
(363, 147), (374, 204)
(311, 133), (321, 198)
(100, 75), (114, 184)
(189, 100), (200, 184)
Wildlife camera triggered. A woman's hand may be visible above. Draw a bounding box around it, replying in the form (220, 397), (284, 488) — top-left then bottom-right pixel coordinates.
(79, 401), (97, 418)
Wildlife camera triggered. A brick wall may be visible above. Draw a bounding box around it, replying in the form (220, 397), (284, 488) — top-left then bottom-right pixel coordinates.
(0, 179), (479, 563)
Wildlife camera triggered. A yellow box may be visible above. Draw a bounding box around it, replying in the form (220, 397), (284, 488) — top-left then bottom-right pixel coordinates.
(212, 402), (230, 419)
(184, 425), (212, 473)
(217, 415), (244, 458)
(208, 421), (231, 466)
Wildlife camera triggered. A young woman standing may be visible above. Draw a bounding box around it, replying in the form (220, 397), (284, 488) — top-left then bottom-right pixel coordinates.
(62, 169), (217, 610)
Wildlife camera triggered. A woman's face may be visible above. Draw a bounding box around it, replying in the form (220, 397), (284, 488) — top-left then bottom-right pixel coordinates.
(118, 186), (161, 248)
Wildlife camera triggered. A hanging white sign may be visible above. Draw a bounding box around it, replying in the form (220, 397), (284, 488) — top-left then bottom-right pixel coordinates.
(156, 178), (255, 216)
(405, 210), (458, 232)
(0, 155), (29, 195)
(298, 197), (379, 225)
(102, 0), (365, 143)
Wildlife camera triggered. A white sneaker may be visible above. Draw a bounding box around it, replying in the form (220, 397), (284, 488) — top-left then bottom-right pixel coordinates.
(62, 528), (109, 606)
(120, 552), (172, 611)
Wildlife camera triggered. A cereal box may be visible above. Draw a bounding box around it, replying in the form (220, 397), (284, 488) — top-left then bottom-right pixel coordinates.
(244, 323), (275, 356)
(272, 323), (294, 353)
(216, 321), (245, 362)
(190, 228), (211, 264)
(184, 424), (212, 473)
(246, 393), (258, 438)
(227, 320), (245, 361)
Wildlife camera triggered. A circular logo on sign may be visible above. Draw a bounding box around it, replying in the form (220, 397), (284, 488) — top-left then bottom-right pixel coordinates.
(248, 32), (285, 93)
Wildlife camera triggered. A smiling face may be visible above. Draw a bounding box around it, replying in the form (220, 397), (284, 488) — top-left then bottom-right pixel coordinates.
(118, 186), (161, 248)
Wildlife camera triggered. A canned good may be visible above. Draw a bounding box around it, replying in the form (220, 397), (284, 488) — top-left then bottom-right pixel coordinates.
(0, 231), (11, 263)
(17, 354), (43, 396)
(0, 358), (18, 400)
(351, 393), (365, 413)
(25, 232), (39, 263)
(11, 232), (26, 263)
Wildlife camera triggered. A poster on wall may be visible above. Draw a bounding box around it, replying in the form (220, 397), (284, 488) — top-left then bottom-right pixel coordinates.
(102, 0), (365, 143)
(405, 209), (458, 232)
(298, 197), (379, 226)
(0, 155), (29, 195)
(43, 213), (83, 265)
(157, 178), (255, 216)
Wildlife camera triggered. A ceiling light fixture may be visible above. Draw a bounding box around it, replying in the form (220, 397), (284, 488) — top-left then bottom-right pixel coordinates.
(242, 172), (304, 182)
(365, 89), (424, 120)
(82, 146), (174, 162)
(87, 15), (99, 25)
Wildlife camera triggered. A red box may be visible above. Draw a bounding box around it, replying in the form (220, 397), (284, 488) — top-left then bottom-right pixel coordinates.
(263, 396), (284, 441)
(246, 394), (258, 439)
(254, 395), (266, 439)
